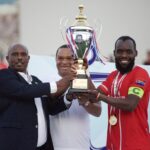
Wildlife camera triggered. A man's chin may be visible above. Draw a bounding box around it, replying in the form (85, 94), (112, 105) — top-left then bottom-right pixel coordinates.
(119, 63), (129, 68)
(116, 64), (134, 74)
(59, 71), (68, 77)
(115, 59), (135, 74)
(14, 67), (25, 72)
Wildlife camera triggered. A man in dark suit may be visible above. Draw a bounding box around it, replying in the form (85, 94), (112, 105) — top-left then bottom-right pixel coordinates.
(0, 44), (76, 150)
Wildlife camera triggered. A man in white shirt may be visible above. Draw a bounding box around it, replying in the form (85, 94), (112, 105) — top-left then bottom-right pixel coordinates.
(0, 44), (76, 150)
(50, 45), (101, 150)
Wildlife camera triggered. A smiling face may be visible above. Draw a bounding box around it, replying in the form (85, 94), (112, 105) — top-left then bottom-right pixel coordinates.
(6, 44), (30, 73)
(114, 39), (137, 74)
(56, 47), (74, 77)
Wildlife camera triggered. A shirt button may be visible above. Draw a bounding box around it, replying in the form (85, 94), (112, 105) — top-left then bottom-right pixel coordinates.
(35, 125), (38, 128)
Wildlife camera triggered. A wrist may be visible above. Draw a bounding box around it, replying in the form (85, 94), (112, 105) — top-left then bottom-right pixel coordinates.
(83, 101), (90, 107)
(66, 93), (73, 102)
(96, 92), (101, 100)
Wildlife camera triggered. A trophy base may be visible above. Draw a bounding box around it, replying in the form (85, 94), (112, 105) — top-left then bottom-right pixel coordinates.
(68, 88), (89, 94)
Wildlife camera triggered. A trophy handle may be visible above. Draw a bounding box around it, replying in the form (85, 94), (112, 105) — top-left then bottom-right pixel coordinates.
(93, 18), (103, 42)
(59, 16), (69, 43)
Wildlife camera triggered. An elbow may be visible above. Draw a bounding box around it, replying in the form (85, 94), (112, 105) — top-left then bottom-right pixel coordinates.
(94, 107), (102, 117)
(126, 104), (137, 112)
(95, 113), (101, 117)
(128, 107), (136, 112)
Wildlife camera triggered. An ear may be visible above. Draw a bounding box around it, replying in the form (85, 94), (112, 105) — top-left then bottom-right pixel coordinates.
(135, 50), (138, 57)
(6, 56), (9, 62)
(113, 50), (115, 56)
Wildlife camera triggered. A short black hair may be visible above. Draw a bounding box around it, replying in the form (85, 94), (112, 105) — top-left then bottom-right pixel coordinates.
(8, 44), (29, 55)
(115, 36), (136, 50)
(56, 44), (71, 57)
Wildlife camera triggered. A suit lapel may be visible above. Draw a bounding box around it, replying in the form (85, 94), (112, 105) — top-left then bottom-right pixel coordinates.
(9, 68), (29, 84)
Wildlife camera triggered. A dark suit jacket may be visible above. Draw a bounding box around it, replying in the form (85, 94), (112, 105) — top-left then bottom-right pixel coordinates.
(0, 68), (67, 150)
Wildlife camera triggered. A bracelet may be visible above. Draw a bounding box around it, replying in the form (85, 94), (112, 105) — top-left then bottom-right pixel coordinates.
(96, 92), (101, 100)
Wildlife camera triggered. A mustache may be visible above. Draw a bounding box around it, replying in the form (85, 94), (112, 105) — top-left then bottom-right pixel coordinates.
(115, 58), (135, 74)
(15, 61), (24, 65)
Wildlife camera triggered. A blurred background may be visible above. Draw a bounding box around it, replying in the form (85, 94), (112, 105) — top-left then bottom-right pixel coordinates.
(0, 0), (150, 66)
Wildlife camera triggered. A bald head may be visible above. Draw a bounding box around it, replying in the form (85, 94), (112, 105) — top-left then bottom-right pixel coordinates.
(8, 44), (28, 55)
(6, 44), (30, 73)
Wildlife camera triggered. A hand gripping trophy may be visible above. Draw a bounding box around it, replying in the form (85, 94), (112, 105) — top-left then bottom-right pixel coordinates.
(65, 5), (104, 93)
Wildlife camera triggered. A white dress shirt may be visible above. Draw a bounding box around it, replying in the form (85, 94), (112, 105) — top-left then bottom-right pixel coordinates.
(18, 72), (57, 147)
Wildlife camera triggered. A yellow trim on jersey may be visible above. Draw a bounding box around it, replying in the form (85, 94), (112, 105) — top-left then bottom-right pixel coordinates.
(128, 87), (144, 98)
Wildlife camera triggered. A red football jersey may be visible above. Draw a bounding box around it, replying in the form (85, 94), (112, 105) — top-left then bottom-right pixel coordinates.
(98, 66), (150, 150)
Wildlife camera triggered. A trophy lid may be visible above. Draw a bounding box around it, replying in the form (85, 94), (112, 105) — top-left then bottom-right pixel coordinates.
(74, 5), (89, 26)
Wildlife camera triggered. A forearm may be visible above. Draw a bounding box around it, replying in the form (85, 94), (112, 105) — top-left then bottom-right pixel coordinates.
(48, 95), (67, 115)
(54, 77), (70, 98)
(98, 93), (138, 111)
(83, 102), (101, 117)
(82, 78), (101, 116)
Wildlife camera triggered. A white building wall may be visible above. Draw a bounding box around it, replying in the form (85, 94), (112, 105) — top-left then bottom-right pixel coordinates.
(20, 0), (150, 63)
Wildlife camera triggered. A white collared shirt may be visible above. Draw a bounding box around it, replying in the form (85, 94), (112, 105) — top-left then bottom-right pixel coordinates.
(18, 72), (57, 147)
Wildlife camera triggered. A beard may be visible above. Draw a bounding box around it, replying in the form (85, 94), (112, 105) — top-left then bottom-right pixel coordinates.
(115, 58), (135, 74)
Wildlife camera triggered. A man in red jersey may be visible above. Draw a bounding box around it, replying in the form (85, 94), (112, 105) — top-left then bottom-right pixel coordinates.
(84, 36), (150, 150)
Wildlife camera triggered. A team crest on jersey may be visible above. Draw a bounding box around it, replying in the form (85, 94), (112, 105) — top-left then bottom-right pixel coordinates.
(135, 80), (145, 86)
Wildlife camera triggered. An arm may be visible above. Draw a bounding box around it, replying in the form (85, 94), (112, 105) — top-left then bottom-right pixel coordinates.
(84, 77), (101, 117)
(47, 95), (68, 115)
(89, 84), (144, 112)
(82, 101), (101, 117)
(47, 74), (77, 115)
(95, 68), (149, 112)
(0, 71), (50, 99)
(75, 77), (101, 117)
(0, 69), (73, 100)
(51, 64), (77, 98)
(97, 90), (140, 112)
(65, 91), (101, 117)
(89, 67), (149, 112)
(51, 77), (70, 98)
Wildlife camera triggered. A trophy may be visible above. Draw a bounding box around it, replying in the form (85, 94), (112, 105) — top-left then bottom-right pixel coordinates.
(65, 5), (103, 93)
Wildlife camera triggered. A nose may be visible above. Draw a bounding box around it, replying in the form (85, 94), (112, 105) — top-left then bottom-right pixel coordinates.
(121, 51), (128, 57)
(62, 58), (68, 64)
(17, 54), (23, 60)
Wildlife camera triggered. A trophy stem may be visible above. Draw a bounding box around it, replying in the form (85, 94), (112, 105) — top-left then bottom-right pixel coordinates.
(77, 59), (85, 75)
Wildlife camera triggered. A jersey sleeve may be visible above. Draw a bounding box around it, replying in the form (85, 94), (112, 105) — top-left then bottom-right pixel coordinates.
(97, 72), (116, 95)
(128, 68), (149, 98)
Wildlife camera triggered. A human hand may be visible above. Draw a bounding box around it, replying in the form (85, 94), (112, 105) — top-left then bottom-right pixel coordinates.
(66, 93), (74, 102)
(85, 89), (101, 103)
(83, 58), (88, 70)
(66, 90), (77, 102)
(63, 64), (77, 81)
(74, 58), (88, 70)
(74, 92), (91, 106)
